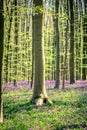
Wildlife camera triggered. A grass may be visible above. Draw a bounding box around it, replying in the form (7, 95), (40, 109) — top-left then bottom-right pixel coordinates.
(0, 88), (87, 130)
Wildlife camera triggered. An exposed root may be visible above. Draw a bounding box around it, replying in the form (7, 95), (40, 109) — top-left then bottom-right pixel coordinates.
(31, 97), (53, 106)
(43, 98), (53, 105)
(0, 117), (3, 123)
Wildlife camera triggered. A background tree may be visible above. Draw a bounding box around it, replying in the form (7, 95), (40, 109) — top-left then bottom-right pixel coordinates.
(62, 0), (69, 89)
(13, 0), (18, 86)
(54, 0), (60, 89)
(82, 0), (87, 80)
(5, 1), (13, 83)
(0, 0), (4, 122)
(70, 0), (75, 84)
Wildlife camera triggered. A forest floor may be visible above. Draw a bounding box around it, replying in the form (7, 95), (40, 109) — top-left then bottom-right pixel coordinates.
(0, 80), (87, 130)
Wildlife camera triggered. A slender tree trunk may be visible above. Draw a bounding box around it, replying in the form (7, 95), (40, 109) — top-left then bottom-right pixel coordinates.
(54, 0), (60, 89)
(14, 0), (18, 86)
(0, 0), (4, 122)
(70, 0), (75, 84)
(6, 2), (13, 83)
(31, 0), (52, 106)
(62, 0), (69, 89)
(82, 0), (87, 80)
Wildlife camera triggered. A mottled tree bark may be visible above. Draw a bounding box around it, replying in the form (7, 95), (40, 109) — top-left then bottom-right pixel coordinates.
(0, 0), (4, 122)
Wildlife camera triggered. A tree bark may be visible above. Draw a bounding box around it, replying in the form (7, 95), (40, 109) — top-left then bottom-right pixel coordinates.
(5, 1), (13, 83)
(70, 0), (75, 84)
(13, 0), (18, 86)
(54, 0), (60, 89)
(62, 0), (69, 89)
(31, 13), (35, 89)
(31, 0), (52, 106)
(0, 0), (4, 122)
(82, 0), (87, 80)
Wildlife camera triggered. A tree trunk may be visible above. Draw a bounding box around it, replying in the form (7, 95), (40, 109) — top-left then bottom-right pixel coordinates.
(14, 0), (18, 86)
(31, 0), (52, 106)
(5, 1), (13, 83)
(31, 14), (35, 89)
(0, 0), (3, 122)
(54, 0), (60, 89)
(82, 0), (87, 80)
(62, 0), (69, 89)
(70, 0), (75, 84)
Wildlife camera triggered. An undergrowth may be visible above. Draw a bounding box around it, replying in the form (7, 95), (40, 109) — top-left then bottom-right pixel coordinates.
(0, 88), (87, 130)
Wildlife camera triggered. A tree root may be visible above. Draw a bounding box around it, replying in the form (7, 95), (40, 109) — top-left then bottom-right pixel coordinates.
(31, 97), (53, 106)
(0, 117), (3, 123)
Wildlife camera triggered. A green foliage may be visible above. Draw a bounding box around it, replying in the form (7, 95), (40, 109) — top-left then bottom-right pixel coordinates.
(3, 0), (87, 83)
(0, 90), (87, 129)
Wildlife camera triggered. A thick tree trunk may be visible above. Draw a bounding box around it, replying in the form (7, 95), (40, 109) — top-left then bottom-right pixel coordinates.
(70, 0), (75, 84)
(32, 0), (52, 106)
(0, 0), (3, 122)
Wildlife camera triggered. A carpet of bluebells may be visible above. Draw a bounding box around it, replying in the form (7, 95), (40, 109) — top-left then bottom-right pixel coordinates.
(3, 80), (87, 93)
(0, 80), (87, 130)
